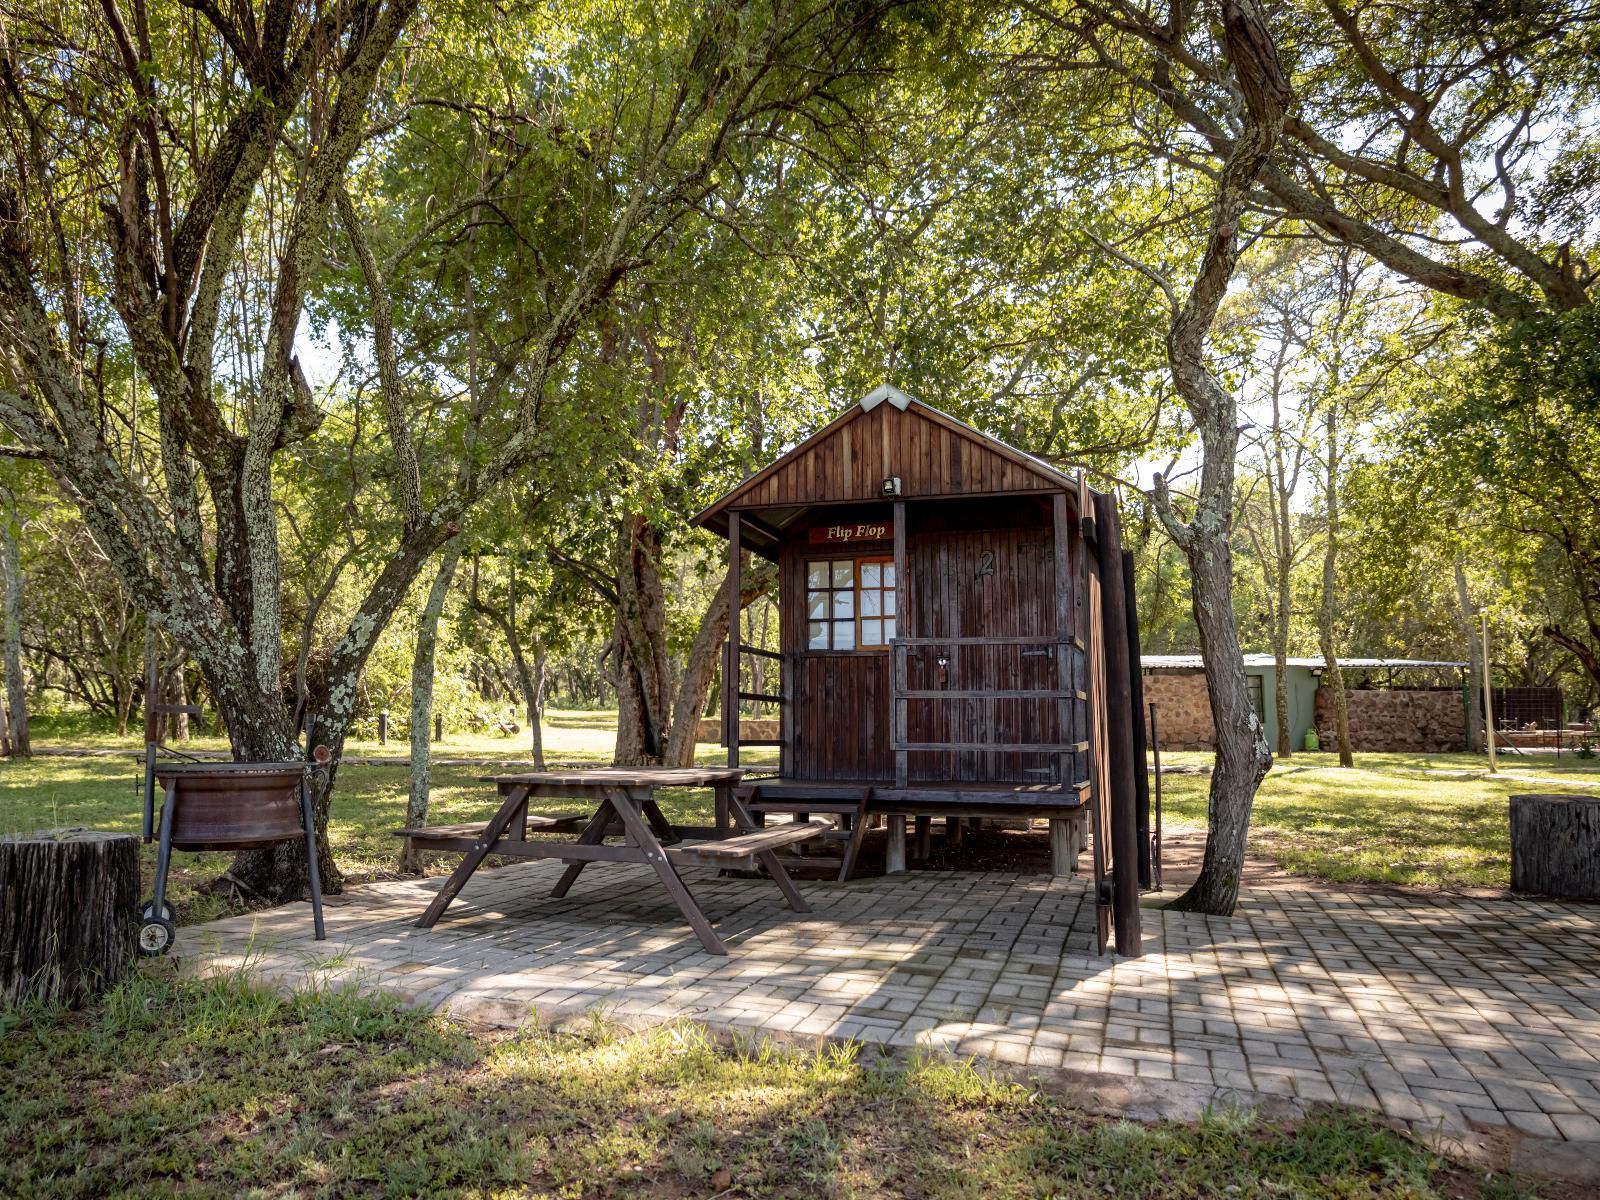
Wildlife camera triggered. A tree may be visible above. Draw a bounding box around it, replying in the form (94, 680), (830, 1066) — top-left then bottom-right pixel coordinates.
(0, 466), (30, 754)
(1023, 0), (1599, 323)
(1237, 251), (1322, 757)
(1084, 0), (1291, 915)
(398, 546), (460, 874)
(0, 0), (896, 898)
(1407, 308), (1600, 698)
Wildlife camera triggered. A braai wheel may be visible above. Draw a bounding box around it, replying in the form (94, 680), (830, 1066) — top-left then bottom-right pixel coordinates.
(138, 916), (176, 957)
(140, 898), (173, 922)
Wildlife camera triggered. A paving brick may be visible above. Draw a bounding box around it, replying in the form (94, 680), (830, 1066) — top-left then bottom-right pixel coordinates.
(178, 850), (1600, 1150)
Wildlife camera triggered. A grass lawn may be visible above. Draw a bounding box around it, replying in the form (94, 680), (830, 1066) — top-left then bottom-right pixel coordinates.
(1, 709), (745, 925)
(7, 708), (1598, 923)
(1157, 750), (1600, 889)
(0, 970), (1557, 1200)
(23, 706), (633, 762)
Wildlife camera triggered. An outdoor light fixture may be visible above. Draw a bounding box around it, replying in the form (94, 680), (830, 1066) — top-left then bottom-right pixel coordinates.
(882, 475), (902, 496)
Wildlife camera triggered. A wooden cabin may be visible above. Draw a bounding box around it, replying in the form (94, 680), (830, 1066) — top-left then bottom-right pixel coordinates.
(692, 384), (1147, 955)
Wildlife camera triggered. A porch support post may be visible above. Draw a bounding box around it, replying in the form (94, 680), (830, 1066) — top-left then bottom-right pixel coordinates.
(1050, 818), (1074, 876)
(893, 500), (908, 790)
(726, 512), (742, 770)
(886, 814), (907, 874)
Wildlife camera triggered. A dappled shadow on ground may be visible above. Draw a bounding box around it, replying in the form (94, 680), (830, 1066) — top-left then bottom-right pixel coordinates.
(10, 961), (1542, 1199)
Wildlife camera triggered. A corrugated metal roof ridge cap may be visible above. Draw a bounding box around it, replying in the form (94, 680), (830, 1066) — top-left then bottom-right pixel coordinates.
(1140, 653), (1468, 669)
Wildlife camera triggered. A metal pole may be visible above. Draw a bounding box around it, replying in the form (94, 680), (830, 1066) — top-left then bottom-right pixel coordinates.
(1481, 608), (1496, 773)
(1149, 702), (1162, 892)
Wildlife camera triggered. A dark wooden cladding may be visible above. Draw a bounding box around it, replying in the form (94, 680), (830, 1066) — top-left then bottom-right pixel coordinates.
(792, 654), (893, 779)
(730, 403), (1060, 511)
(775, 496), (1089, 787)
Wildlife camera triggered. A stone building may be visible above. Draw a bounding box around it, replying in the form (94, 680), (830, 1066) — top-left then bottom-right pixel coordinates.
(1140, 654), (1471, 754)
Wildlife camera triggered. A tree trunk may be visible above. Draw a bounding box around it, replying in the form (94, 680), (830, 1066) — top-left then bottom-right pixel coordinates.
(1, 489), (30, 757)
(116, 683), (135, 740)
(165, 660), (190, 742)
(0, 829), (139, 1007)
(1272, 643), (1291, 757)
(1151, 0), (1287, 917)
(612, 516), (672, 765)
(400, 545), (461, 874)
(1173, 513), (1273, 914)
(1453, 558), (1484, 752)
(663, 568), (740, 767)
(1319, 407), (1354, 767)
(529, 640), (547, 769)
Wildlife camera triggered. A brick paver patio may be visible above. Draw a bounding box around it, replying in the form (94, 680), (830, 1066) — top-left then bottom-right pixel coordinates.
(178, 858), (1600, 1159)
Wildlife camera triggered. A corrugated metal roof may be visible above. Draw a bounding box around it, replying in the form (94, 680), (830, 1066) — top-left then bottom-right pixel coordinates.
(1141, 654), (1468, 670)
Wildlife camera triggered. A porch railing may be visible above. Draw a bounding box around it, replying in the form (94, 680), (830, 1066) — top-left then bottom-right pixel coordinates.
(722, 642), (788, 770)
(889, 635), (1087, 788)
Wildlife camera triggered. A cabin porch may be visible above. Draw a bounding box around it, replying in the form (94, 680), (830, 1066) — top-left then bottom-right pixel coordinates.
(728, 777), (1093, 881)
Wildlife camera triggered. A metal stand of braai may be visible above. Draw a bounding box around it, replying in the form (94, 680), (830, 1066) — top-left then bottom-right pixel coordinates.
(137, 670), (324, 954)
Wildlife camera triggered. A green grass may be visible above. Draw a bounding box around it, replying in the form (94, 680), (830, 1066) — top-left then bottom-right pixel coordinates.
(1158, 750), (1600, 889)
(0, 755), (727, 927)
(2, 709), (746, 924)
(0, 970), (1551, 1200)
(10, 706), (1598, 918)
(23, 706), (631, 761)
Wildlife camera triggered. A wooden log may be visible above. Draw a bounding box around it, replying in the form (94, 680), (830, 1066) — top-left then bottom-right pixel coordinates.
(1510, 795), (1600, 899)
(1, 829), (140, 1007)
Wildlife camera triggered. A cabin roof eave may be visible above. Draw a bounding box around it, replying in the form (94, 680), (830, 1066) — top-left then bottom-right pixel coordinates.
(690, 388), (1081, 541)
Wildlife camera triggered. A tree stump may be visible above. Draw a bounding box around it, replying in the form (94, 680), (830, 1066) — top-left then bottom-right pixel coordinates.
(1, 829), (140, 1007)
(1509, 795), (1600, 900)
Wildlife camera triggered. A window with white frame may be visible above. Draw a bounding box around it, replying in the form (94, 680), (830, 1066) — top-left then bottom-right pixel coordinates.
(805, 556), (897, 650)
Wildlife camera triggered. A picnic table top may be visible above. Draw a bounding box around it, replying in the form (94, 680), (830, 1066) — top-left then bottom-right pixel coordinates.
(479, 766), (746, 789)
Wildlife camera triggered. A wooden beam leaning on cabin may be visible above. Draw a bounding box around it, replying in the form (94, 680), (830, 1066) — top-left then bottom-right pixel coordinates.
(1094, 492), (1142, 957)
(725, 513), (742, 770)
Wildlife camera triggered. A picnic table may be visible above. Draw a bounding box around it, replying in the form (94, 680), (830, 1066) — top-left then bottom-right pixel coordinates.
(398, 767), (826, 955)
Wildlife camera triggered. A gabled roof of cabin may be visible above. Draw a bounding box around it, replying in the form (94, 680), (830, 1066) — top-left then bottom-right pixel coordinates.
(691, 385), (1080, 555)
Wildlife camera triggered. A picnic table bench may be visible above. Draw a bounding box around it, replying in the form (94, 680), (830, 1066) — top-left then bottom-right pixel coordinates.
(395, 767), (825, 955)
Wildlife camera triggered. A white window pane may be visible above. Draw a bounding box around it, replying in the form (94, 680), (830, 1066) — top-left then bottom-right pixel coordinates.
(807, 592), (828, 619)
(884, 618), (896, 641)
(884, 590), (896, 616)
(860, 562), (880, 588)
(861, 590), (881, 617)
(833, 620), (855, 649)
(862, 619), (883, 646)
(832, 590), (855, 618)
(883, 564), (896, 588)
(808, 621), (829, 649)
(807, 561), (829, 589)
(831, 560), (853, 588)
